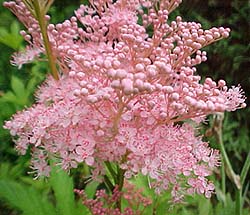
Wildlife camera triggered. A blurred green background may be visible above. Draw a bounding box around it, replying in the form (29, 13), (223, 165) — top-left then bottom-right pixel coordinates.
(0, 0), (249, 214)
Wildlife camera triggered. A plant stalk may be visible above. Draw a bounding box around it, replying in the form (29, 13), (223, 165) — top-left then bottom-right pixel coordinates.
(213, 113), (241, 190)
(212, 114), (250, 215)
(32, 0), (59, 80)
(236, 152), (250, 215)
(116, 165), (125, 210)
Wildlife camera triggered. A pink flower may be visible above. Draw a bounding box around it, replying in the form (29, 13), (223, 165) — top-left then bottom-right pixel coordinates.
(11, 46), (42, 69)
(187, 177), (215, 198)
(4, 0), (246, 201)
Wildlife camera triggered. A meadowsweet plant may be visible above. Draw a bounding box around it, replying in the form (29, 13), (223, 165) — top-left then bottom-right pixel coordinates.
(3, 0), (246, 212)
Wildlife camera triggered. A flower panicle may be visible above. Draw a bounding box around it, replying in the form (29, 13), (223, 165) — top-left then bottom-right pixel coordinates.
(3, 0), (246, 203)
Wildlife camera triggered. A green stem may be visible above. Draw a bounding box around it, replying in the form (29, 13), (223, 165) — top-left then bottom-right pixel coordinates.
(242, 182), (249, 208)
(236, 152), (250, 215)
(104, 175), (114, 192)
(33, 0), (59, 80)
(116, 166), (125, 210)
(105, 161), (118, 183)
(117, 166), (125, 191)
(236, 189), (242, 215)
(212, 114), (249, 215)
(240, 152), (250, 186)
(104, 161), (125, 212)
(213, 114), (241, 190)
(221, 159), (226, 195)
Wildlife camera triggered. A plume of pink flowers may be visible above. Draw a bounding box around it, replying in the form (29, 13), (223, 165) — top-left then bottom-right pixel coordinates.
(3, 0), (246, 202)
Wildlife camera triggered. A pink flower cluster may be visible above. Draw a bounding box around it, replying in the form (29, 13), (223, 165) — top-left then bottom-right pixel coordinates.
(4, 0), (246, 201)
(75, 182), (152, 215)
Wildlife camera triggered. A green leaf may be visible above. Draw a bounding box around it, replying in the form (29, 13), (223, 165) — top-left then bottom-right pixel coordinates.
(0, 163), (12, 179)
(0, 179), (56, 215)
(198, 196), (212, 215)
(0, 21), (23, 49)
(215, 186), (226, 204)
(75, 200), (91, 215)
(26, 76), (39, 92)
(0, 162), (24, 179)
(131, 174), (156, 198)
(50, 166), (77, 215)
(0, 91), (18, 104)
(11, 76), (26, 98)
(84, 180), (100, 198)
(154, 199), (170, 215)
(9, 76), (30, 106)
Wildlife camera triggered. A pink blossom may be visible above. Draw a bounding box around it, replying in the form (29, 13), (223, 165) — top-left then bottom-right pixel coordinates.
(4, 0), (246, 201)
(10, 46), (43, 69)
